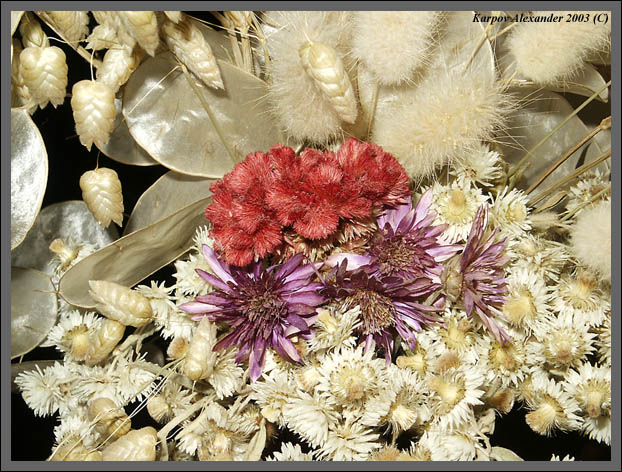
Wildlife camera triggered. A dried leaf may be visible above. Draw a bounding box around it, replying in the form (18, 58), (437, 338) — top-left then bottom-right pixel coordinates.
(123, 51), (281, 178)
(124, 171), (216, 235)
(99, 98), (157, 166)
(11, 267), (58, 359)
(490, 446), (524, 461)
(11, 360), (56, 393)
(59, 197), (211, 308)
(11, 108), (48, 250)
(11, 200), (118, 274)
(244, 419), (267, 461)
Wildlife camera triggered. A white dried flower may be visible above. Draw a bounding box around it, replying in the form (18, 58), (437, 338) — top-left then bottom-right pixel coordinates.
(101, 427), (158, 461)
(450, 143), (503, 187)
(19, 46), (68, 108)
(250, 369), (297, 426)
(97, 45), (143, 93)
(551, 270), (609, 327)
(417, 427), (487, 461)
(382, 367), (431, 433)
(146, 383), (196, 424)
(136, 281), (194, 340)
(508, 234), (569, 282)
(395, 330), (436, 377)
(551, 454), (575, 461)
(48, 238), (98, 275)
(479, 331), (530, 389)
(267, 442), (315, 461)
(502, 265), (550, 333)
(524, 377), (581, 436)
(490, 187), (532, 237)
(208, 349), (245, 400)
(281, 391), (340, 448)
(42, 310), (102, 361)
(427, 308), (483, 366)
(350, 11), (440, 85)
(162, 18), (224, 90)
(15, 364), (62, 417)
(89, 280), (153, 327)
(595, 315), (611, 366)
(53, 408), (99, 449)
(44, 11), (90, 43)
(569, 199), (611, 281)
(72, 81), (117, 152)
(114, 356), (157, 403)
(428, 181), (488, 243)
(316, 417), (381, 461)
(566, 169), (610, 215)
(307, 304), (361, 353)
(173, 252), (212, 296)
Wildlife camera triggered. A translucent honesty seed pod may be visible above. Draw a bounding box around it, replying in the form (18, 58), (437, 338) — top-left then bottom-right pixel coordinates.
(164, 11), (182, 24)
(71, 80), (117, 152)
(19, 13), (49, 48)
(88, 397), (131, 439)
(97, 45), (143, 93)
(79, 168), (124, 228)
(298, 41), (358, 124)
(50, 438), (103, 461)
(89, 280), (153, 327)
(101, 427), (158, 461)
(182, 318), (218, 381)
(19, 46), (68, 108)
(115, 11), (160, 56)
(44, 11), (90, 43)
(161, 18), (224, 90)
(85, 319), (125, 365)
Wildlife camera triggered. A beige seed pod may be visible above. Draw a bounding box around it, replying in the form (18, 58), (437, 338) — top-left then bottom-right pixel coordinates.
(19, 13), (49, 48)
(162, 18), (224, 90)
(89, 397), (131, 439)
(164, 11), (182, 24)
(19, 46), (68, 109)
(86, 23), (118, 51)
(298, 41), (357, 124)
(89, 280), (153, 327)
(79, 167), (124, 228)
(97, 45), (143, 93)
(71, 80), (116, 152)
(182, 318), (218, 381)
(44, 11), (90, 43)
(11, 39), (35, 111)
(101, 427), (158, 461)
(113, 11), (159, 56)
(50, 438), (103, 461)
(167, 337), (188, 359)
(146, 395), (171, 423)
(85, 319), (125, 365)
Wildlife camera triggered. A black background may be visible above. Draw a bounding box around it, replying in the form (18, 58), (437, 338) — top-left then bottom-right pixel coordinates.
(11, 11), (611, 461)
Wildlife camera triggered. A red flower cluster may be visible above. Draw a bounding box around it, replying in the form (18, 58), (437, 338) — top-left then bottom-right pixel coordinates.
(205, 138), (410, 266)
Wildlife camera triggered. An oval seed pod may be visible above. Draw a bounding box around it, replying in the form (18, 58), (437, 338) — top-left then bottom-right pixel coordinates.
(161, 18), (224, 90)
(11, 39), (35, 111)
(97, 45), (143, 93)
(44, 11), (90, 44)
(89, 280), (153, 327)
(79, 168), (124, 228)
(19, 13), (49, 48)
(299, 41), (357, 124)
(86, 23), (118, 51)
(115, 11), (159, 56)
(50, 439), (103, 461)
(167, 337), (188, 360)
(85, 319), (125, 365)
(88, 397), (131, 439)
(71, 80), (116, 152)
(182, 318), (218, 381)
(19, 46), (67, 108)
(164, 11), (182, 24)
(101, 427), (158, 461)
(146, 395), (170, 423)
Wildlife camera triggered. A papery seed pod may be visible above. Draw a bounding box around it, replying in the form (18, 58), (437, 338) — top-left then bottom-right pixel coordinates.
(86, 23), (118, 51)
(299, 41), (357, 124)
(101, 427), (158, 461)
(85, 319), (125, 365)
(167, 337), (188, 359)
(89, 280), (153, 327)
(19, 13), (49, 48)
(112, 11), (159, 56)
(11, 39), (35, 111)
(164, 11), (182, 24)
(162, 18), (224, 90)
(182, 318), (218, 381)
(44, 11), (90, 43)
(79, 167), (124, 228)
(71, 80), (116, 152)
(97, 45), (143, 93)
(50, 439), (103, 461)
(89, 397), (131, 439)
(19, 46), (67, 108)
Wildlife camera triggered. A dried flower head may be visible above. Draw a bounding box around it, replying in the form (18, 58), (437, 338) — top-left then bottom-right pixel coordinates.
(569, 199), (611, 281)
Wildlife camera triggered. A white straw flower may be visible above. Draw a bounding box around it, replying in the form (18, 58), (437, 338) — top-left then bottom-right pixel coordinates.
(524, 377), (581, 436)
(306, 304), (361, 353)
(450, 143), (503, 187)
(595, 315), (611, 366)
(502, 265), (551, 334)
(315, 417), (381, 461)
(42, 310), (102, 361)
(566, 169), (610, 215)
(490, 187), (532, 237)
(551, 270), (609, 327)
(267, 442), (315, 461)
(507, 234), (569, 283)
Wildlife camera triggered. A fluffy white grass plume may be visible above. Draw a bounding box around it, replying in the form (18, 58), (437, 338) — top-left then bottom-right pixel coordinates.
(350, 11), (441, 85)
(263, 11), (353, 143)
(507, 11), (611, 84)
(570, 200), (611, 281)
(372, 65), (511, 180)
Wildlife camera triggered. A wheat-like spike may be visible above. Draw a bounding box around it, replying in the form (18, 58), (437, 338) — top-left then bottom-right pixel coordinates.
(86, 23), (118, 51)
(85, 319), (126, 366)
(112, 11), (159, 56)
(299, 41), (358, 124)
(79, 167), (124, 227)
(161, 18), (224, 90)
(44, 11), (90, 44)
(101, 427), (158, 461)
(97, 45), (143, 93)
(11, 39), (35, 111)
(89, 280), (153, 328)
(19, 46), (67, 109)
(71, 80), (116, 152)
(88, 397), (131, 440)
(19, 13), (49, 48)
(164, 11), (182, 24)
(182, 318), (218, 381)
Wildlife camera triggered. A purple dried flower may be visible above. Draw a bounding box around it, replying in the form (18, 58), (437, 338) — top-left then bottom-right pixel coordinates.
(179, 245), (325, 382)
(460, 204), (511, 343)
(321, 259), (445, 363)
